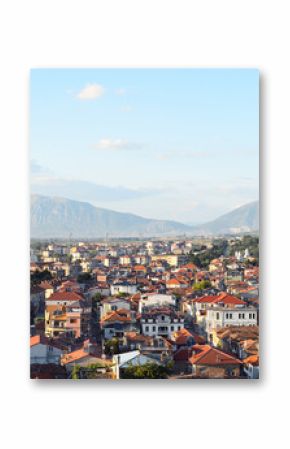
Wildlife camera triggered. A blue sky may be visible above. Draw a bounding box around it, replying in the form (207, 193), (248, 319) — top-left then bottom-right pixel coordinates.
(30, 68), (259, 223)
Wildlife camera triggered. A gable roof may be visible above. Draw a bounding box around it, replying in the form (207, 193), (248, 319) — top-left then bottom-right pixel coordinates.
(101, 310), (133, 323)
(46, 291), (84, 302)
(194, 292), (245, 306)
(189, 345), (242, 366)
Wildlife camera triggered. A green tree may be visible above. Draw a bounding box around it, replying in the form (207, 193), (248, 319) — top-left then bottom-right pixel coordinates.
(104, 338), (119, 355)
(71, 365), (81, 379)
(77, 272), (92, 283)
(92, 293), (102, 316)
(121, 362), (171, 379)
(31, 269), (53, 285)
(72, 363), (111, 379)
(193, 280), (212, 290)
(116, 291), (129, 298)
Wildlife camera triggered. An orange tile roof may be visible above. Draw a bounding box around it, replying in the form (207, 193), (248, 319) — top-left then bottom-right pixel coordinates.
(194, 292), (245, 306)
(30, 335), (42, 347)
(189, 345), (242, 366)
(243, 354), (259, 366)
(61, 349), (90, 365)
(134, 265), (146, 271)
(101, 310), (132, 323)
(46, 291), (84, 302)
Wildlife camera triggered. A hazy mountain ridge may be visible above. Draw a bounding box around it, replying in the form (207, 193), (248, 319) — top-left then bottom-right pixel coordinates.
(192, 201), (259, 235)
(30, 195), (259, 238)
(30, 195), (192, 238)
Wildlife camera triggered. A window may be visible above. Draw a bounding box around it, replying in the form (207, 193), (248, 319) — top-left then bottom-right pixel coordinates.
(229, 313), (233, 319)
(216, 312), (220, 320)
(145, 326), (149, 332)
(171, 326), (174, 331)
(152, 326), (156, 332)
(252, 314), (255, 319)
(178, 326), (181, 331)
(239, 313), (241, 319)
(226, 313), (229, 319)
(249, 313), (252, 319)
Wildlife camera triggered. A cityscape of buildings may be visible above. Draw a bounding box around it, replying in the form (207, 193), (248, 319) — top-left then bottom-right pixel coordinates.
(30, 68), (259, 380)
(30, 235), (259, 379)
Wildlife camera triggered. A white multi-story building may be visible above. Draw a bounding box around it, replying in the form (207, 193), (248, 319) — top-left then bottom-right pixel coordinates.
(141, 311), (184, 338)
(206, 307), (258, 333)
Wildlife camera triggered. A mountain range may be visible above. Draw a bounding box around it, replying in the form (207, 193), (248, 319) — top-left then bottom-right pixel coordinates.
(30, 194), (259, 239)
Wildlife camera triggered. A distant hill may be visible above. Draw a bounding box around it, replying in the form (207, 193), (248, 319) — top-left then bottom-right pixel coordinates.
(191, 201), (259, 235)
(30, 195), (259, 239)
(30, 195), (192, 238)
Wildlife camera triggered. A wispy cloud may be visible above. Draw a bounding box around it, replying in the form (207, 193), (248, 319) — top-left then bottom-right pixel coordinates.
(30, 160), (53, 175)
(77, 83), (105, 100)
(94, 138), (142, 151)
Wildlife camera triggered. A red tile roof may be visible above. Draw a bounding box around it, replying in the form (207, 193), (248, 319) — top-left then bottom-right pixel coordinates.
(243, 354), (259, 366)
(194, 292), (245, 306)
(189, 345), (242, 366)
(46, 291), (84, 302)
(30, 335), (42, 347)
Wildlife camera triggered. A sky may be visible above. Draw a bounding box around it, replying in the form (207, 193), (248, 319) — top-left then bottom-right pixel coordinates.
(30, 68), (259, 224)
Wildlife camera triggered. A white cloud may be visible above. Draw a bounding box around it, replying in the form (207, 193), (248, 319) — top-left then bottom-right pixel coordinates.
(94, 138), (141, 151)
(77, 83), (105, 100)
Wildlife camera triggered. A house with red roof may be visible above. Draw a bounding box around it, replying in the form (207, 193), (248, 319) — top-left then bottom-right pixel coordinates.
(61, 341), (112, 376)
(45, 291), (92, 339)
(189, 344), (242, 378)
(166, 278), (188, 289)
(100, 309), (138, 340)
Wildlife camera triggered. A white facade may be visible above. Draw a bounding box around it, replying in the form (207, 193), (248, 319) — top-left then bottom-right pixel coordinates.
(206, 308), (258, 332)
(141, 313), (184, 338)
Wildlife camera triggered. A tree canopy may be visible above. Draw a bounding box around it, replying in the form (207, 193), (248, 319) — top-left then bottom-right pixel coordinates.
(121, 362), (170, 379)
(77, 272), (92, 283)
(30, 269), (52, 285)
